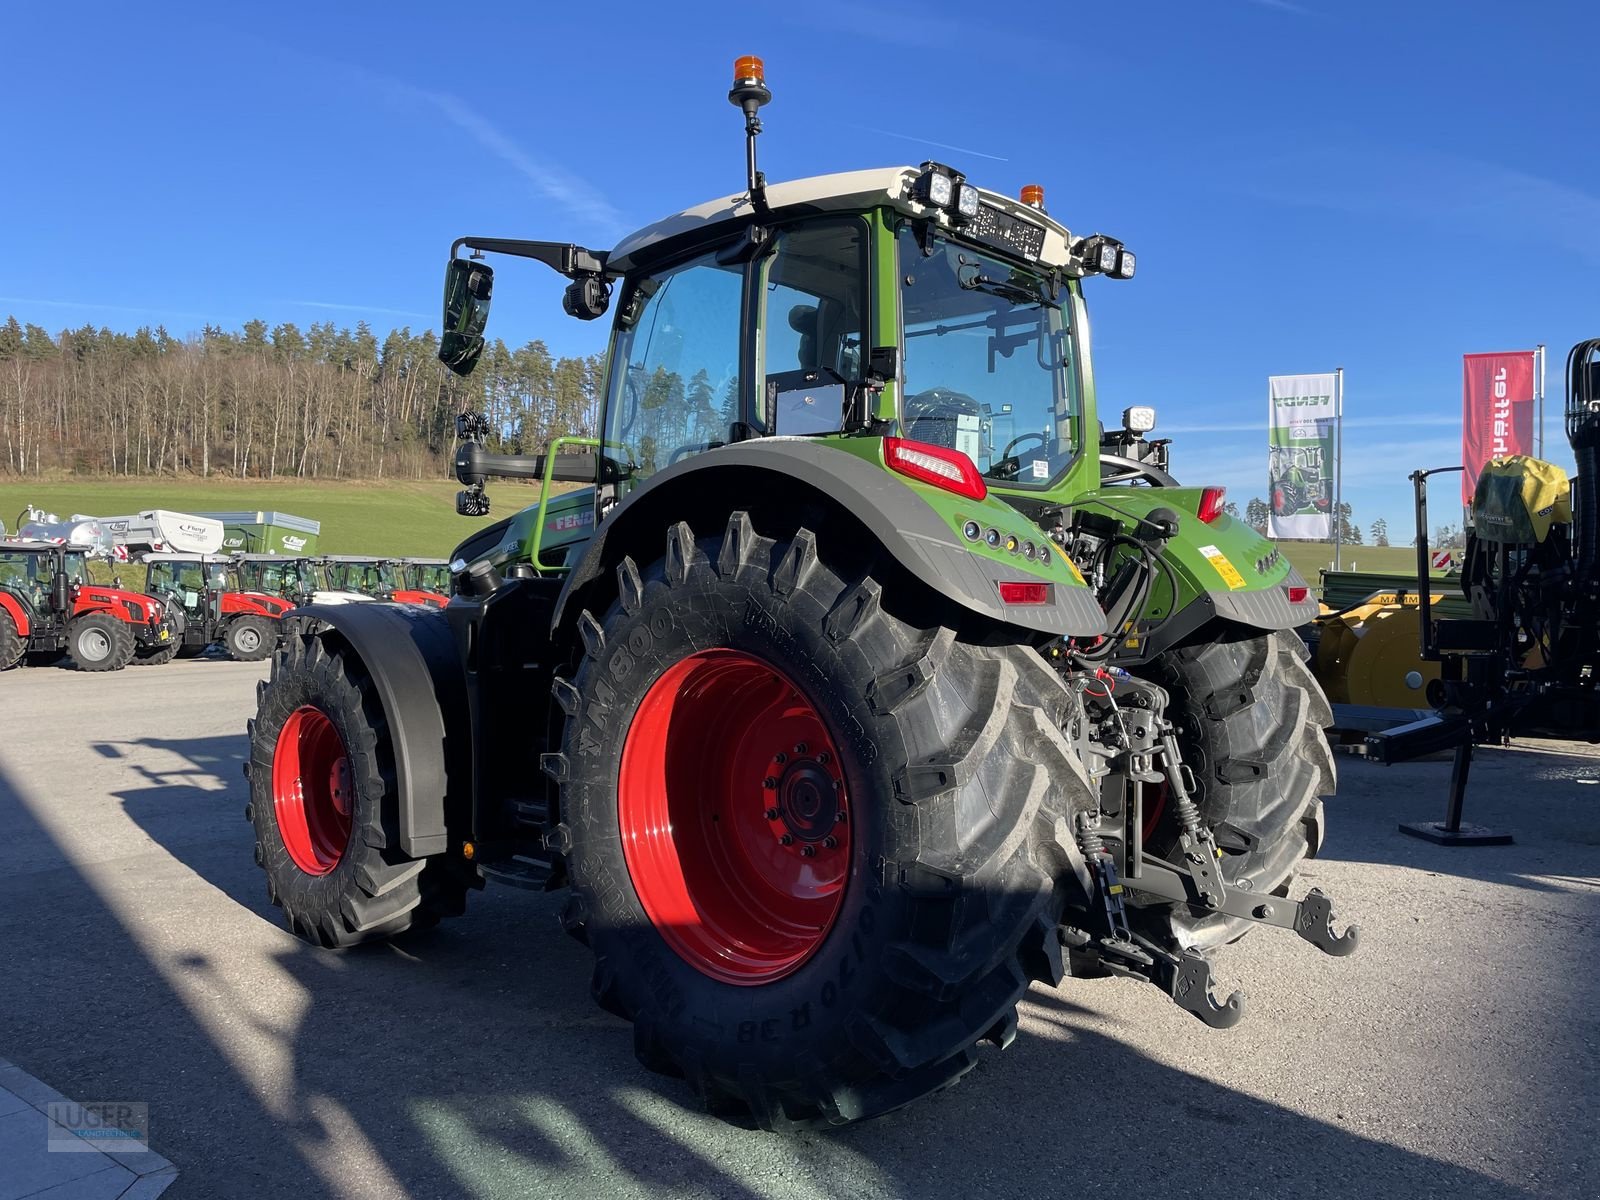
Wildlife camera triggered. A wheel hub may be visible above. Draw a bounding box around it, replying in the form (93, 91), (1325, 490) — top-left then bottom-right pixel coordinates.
(272, 705), (354, 875)
(618, 648), (853, 986)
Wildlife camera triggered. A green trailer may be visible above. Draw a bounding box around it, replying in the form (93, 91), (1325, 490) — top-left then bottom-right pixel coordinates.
(196, 511), (321, 556)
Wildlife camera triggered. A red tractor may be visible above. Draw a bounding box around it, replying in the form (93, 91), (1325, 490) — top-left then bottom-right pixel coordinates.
(322, 556), (449, 607)
(141, 553), (292, 662)
(399, 558), (452, 605)
(0, 541), (175, 671)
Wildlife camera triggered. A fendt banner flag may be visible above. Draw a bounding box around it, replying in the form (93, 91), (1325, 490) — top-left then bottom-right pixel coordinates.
(1462, 351), (1536, 504)
(1268, 373), (1338, 539)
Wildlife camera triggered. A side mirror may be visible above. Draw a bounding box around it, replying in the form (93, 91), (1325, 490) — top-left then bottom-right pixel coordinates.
(439, 258), (494, 377)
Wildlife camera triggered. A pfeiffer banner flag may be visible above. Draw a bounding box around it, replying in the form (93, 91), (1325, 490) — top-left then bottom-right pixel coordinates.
(1462, 351), (1536, 504)
(1268, 373), (1338, 539)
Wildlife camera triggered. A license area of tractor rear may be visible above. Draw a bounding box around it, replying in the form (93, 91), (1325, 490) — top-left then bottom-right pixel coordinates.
(0, 658), (1595, 1200)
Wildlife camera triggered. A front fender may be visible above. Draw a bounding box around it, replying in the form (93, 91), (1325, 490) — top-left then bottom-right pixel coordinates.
(552, 438), (1107, 638)
(288, 603), (468, 858)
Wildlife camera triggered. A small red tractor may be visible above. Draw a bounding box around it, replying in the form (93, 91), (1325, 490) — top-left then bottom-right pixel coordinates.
(0, 540), (175, 671)
(141, 553), (292, 662)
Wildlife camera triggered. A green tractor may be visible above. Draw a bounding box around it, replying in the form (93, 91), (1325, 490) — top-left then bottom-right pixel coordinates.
(246, 59), (1353, 1128)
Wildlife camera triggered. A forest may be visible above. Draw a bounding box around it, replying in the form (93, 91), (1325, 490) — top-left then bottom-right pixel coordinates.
(0, 314), (603, 480)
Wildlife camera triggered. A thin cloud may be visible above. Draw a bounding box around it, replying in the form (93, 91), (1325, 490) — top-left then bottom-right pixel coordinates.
(0, 296), (232, 324)
(292, 301), (431, 320)
(1246, 0), (1310, 13)
(415, 89), (629, 241)
(1240, 146), (1600, 265)
(849, 125), (1009, 163)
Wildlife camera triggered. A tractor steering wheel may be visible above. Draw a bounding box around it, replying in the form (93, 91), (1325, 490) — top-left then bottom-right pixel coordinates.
(991, 432), (1049, 481)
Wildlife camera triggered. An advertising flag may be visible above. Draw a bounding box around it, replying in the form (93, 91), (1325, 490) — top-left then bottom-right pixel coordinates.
(1461, 352), (1536, 504)
(1268, 373), (1338, 539)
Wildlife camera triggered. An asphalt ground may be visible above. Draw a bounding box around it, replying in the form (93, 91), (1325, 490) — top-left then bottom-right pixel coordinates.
(1, 658), (1597, 1200)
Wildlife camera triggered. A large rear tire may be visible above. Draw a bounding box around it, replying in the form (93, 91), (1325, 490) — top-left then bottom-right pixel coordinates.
(548, 515), (1094, 1130)
(69, 613), (135, 672)
(244, 627), (472, 947)
(1138, 631), (1335, 948)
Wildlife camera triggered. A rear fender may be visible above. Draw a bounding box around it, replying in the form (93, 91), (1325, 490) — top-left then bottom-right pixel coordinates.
(288, 603), (469, 858)
(0, 591), (29, 637)
(550, 439), (1107, 638)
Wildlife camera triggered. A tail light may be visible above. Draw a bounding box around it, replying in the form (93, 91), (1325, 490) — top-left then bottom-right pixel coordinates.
(1197, 486), (1227, 523)
(1287, 585), (1310, 604)
(884, 437), (987, 500)
(999, 581), (1052, 605)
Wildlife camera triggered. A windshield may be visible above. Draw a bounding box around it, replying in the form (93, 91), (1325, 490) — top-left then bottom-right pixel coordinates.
(897, 226), (1080, 486)
(63, 552), (90, 585)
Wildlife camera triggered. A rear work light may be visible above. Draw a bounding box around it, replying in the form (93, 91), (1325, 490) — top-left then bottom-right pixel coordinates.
(1286, 585), (1310, 604)
(999, 581), (1052, 605)
(1197, 486), (1227, 523)
(884, 437), (987, 500)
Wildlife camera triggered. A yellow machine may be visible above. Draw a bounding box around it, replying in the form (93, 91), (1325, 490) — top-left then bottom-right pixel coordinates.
(1313, 590), (1443, 708)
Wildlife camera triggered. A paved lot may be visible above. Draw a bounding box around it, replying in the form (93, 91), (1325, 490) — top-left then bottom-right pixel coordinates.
(1, 658), (1597, 1199)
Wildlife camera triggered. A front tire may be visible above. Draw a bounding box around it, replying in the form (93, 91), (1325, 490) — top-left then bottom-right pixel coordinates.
(132, 642), (179, 666)
(226, 615), (275, 662)
(1139, 631), (1335, 948)
(244, 627), (471, 947)
(0, 609), (22, 671)
(69, 613), (135, 671)
(549, 516), (1094, 1129)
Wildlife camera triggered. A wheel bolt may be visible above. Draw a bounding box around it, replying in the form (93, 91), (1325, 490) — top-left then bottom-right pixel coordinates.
(779, 833), (794, 845)
(801, 844), (816, 857)
(833, 779), (844, 791)
(764, 807), (779, 821)
(774, 752), (787, 765)
(823, 836), (838, 849)
(794, 742), (808, 755)
(818, 751), (830, 765)
(835, 810), (847, 824)
(763, 777), (778, 789)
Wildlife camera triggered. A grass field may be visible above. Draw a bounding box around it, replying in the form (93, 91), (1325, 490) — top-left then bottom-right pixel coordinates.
(5, 475), (1420, 595)
(1276, 542), (1420, 586)
(0, 476), (547, 558)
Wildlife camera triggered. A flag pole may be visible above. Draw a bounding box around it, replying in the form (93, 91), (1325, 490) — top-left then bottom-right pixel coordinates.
(1536, 344), (1546, 458)
(1333, 366), (1344, 571)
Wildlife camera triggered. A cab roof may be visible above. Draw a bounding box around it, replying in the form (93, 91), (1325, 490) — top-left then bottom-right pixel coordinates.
(0, 539), (74, 554)
(607, 166), (1076, 274)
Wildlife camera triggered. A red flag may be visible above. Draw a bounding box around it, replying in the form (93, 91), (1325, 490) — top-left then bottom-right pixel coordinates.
(1462, 352), (1535, 504)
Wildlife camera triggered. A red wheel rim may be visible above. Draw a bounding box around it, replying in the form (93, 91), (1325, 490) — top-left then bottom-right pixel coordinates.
(273, 705), (353, 875)
(619, 649), (852, 986)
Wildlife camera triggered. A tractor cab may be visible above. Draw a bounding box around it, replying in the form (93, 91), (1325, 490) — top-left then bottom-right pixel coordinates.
(381, 558), (449, 607)
(402, 558), (451, 597)
(234, 554), (373, 607)
(321, 556), (400, 600)
(144, 553), (229, 622)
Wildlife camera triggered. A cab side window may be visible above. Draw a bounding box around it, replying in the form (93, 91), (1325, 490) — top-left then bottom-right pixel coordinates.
(607, 252), (743, 482)
(758, 220), (868, 436)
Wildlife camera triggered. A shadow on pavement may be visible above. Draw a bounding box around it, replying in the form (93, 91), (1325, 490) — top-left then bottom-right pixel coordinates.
(0, 735), (1569, 1199)
(1318, 739), (1600, 892)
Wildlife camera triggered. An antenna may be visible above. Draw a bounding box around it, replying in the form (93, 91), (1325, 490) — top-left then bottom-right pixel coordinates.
(728, 56), (772, 216)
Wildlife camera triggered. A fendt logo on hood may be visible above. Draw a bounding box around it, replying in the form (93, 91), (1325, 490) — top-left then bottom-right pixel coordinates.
(281, 535), (308, 552)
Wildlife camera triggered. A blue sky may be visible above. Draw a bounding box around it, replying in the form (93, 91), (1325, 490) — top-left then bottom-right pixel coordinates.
(2, 1), (1593, 534)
